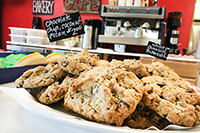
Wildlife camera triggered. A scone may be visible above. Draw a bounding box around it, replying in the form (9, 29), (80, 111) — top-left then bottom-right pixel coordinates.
(123, 101), (170, 129)
(37, 76), (75, 104)
(64, 66), (144, 126)
(110, 59), (149, 79)
(58, 48), (99, 76)
(141, 75), (200, 127)
(15, 63), (66, 88)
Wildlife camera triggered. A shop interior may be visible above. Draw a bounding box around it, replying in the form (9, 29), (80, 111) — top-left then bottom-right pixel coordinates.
(1, 1), (200, 132)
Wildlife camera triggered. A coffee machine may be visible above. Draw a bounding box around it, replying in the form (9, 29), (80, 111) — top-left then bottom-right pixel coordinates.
(98, 5), (166, 52)
(166, 12), (182, 54)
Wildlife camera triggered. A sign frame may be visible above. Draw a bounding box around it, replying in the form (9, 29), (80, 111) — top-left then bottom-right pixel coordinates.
(146, 41), (170, 60)
(43, 12), (85, 42)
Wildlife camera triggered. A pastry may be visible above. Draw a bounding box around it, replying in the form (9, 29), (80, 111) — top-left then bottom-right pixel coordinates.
(96, 59), (110, 67)
(149, 61), (180, 79)
(110, 59), (149, 79)
(63, 66), (144, 126)
(14, 52), (46, 67)
(45, 53), (61, 64)
(141, 75), (200, 127)
(37, 76), (75, 104)
(124, 101), (171, 129)
(58, 48), (99, 76)
(15, 63), (66, 88)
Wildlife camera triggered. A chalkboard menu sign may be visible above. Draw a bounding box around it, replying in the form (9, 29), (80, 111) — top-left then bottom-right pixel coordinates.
(146, 41), (170, 60)
(43, 12), (85, 42)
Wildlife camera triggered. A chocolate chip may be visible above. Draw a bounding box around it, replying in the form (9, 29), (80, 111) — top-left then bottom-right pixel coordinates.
(160, 95), (164, 99)
(120, 100), (130, 108)
(163, 114), (167, 118)
(175, 97), (179, 102)
(186, 89), (193, 93)
(44, 69), (48, 73)
(62, 61), (69, 67)
(149, 71), (153, 75)
(49, 74), (56, 80)
(147, 89), (153, 94)
(18, 84), (23, 88)
(137, 73), (142, 79)
(157, 83), (166, 88)
(116, 77), (118, 81)
(53, 62), (59, 65)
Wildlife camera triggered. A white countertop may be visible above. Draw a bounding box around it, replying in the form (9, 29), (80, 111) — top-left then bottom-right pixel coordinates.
(0, 82), (200, 133)
(6, 41), (200, 63)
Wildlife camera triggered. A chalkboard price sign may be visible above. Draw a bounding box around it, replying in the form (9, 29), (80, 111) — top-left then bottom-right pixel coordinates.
(146, 41), (170, 60)
(43, 12), (85, 42)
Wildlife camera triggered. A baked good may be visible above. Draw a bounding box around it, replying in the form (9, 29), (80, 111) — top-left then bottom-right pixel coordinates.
(45, 53), (61, 64)
(96, 59), (110, 67)
(14, 52), (46, 67)
(149, 61), (180, 79)
(15, 63), (66, 88)
(141, 75), (200, 127)
(123, 101), (170, 129)
(64, 66), (144, 126)
(110, 59), (149, 79)
(58, 48), (99, 76)
(37, 76), (75, 104)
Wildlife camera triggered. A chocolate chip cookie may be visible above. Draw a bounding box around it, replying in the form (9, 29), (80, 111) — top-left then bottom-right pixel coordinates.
(123, 101), (171, 129)
(15, 63), (66, 88)
(63, 66), (144, 126)
(110, 59), (149, 79)
(58, 48), (99, 76)
(37, 76), (75, 104)
(141, 75), (200, 127)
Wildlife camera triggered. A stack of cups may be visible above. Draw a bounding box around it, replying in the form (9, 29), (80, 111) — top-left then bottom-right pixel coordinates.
(134, 0), (141, 6)
(109, 0), (118, 5)
(118, 0), (134, 6)
(112, 0), (149, 7)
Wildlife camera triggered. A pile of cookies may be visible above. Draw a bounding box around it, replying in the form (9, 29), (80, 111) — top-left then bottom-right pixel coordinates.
(15, 49), (200, 129)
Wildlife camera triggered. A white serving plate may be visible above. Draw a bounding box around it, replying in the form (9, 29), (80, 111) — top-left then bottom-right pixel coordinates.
(0, 84), (199, 133)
